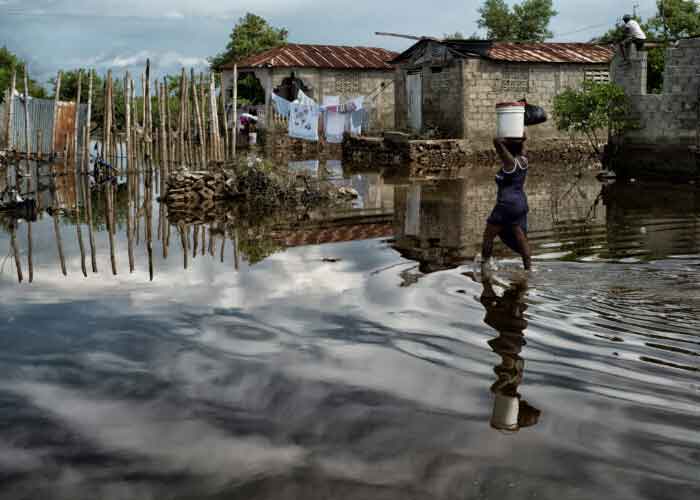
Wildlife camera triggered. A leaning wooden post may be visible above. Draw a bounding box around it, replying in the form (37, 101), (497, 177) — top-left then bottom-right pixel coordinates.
(209, 72), (220, 161)
(74, 135), (87, 278)
(22, 67), (32, 180)
(191, 69), (206, 168)
(73, 69), (82, 170)
(27, 219), (33, 283)
(221, 83), (228, 160)
(3, 68), (16, 149)
(145, 60), (152, 159)
(163, 76), (171, 170)
(124, 72), (131, 170)
(106, 70), (114, 159)
(53, 205), (67, 276)
(83, 70), (93, 173)
(232, 64), (238, 158)
(83, 173), (98, 273)
(51, 70), (62, 156)
(10, 223), (23, 283)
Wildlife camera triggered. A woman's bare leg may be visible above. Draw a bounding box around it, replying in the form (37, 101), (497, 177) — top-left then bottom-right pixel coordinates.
(482, 224), (502, 262)
(512, 225), (531, 270)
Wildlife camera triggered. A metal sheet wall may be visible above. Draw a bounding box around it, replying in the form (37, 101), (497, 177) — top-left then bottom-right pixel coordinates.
(5, 95), (88, 155)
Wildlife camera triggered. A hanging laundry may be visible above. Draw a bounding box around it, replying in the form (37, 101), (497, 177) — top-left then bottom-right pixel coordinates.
(296, 90), (316, 106)
(323, 95), (344, 144)
(288, 102), (320, 142)
(338, 96), (365, 114)
(349, 108), (365, 136)
(271, 92), (291, 118)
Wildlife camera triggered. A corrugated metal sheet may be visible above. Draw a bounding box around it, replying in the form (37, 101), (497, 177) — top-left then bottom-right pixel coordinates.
(222, 44), (398, 70)
(4, 94), (87, 154)
(487, 43), (614, 64)
(391, 40), (614, 65)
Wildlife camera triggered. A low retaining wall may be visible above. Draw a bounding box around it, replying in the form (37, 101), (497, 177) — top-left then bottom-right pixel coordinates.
(342, 133), (469, 178)
(343, 133), (598, 178)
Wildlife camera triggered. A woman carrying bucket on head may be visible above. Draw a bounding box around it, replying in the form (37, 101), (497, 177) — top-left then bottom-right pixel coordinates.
(481, 101), (533, 273)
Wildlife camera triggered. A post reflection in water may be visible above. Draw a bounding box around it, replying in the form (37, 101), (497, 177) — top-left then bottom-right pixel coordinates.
(480, 277), (541, 432)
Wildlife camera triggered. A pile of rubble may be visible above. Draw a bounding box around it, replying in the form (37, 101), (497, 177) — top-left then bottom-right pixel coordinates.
(162, 159), (358, 211)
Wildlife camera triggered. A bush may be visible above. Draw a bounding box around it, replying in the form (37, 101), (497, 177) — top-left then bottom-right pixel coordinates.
(552, 81), (636, 157)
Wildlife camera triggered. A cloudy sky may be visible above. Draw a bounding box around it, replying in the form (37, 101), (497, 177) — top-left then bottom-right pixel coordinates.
(1, 0), (658, 87)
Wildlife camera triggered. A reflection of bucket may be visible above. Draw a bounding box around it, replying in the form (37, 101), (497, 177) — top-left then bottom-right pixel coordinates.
(496, 102), (525, 138)
(490, 393), (519, 431)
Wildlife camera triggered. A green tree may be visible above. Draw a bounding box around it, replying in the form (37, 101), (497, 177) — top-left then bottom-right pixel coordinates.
(477, 0), (514, 40)
(552, 81), (636, 158)
(477, 0), (557, 41)
(209, 13), (288, 105)
(649, 0), (700, 38)
(0, 46), (46, 103)
(209, 13), (288, 69)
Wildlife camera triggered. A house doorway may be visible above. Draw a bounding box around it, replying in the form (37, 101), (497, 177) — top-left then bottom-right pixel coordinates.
(406, 71), (422, 132)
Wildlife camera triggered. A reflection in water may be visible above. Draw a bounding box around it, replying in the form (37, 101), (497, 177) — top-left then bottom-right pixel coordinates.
(1, 158), (700, 499)
(480, 278), (541, 432)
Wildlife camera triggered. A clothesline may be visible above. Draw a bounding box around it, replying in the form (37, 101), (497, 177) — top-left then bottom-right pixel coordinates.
(271, 90), (367, 143)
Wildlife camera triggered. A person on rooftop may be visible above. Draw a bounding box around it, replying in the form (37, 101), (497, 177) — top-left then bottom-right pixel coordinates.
(620, 14), (646, 62)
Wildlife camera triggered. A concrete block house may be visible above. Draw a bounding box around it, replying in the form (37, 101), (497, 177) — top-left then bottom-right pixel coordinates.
(392, 39), (614, 152)
(219, 44), (398, 133)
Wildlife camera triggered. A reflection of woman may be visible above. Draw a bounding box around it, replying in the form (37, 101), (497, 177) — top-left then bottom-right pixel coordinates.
(481, 133), (531, 271)
(480, 278), (540, 432)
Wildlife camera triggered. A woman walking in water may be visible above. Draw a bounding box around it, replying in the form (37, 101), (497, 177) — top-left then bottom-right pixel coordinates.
(481, 132), (531, 272)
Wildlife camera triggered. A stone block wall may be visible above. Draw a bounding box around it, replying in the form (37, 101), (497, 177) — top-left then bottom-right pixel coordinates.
(612, 39), (700, 178)
(393, 48), (609, 153)
(462, 59), (608, 150)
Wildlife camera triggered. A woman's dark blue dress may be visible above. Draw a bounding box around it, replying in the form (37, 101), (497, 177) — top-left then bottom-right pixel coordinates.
(487, 156), (529, 254)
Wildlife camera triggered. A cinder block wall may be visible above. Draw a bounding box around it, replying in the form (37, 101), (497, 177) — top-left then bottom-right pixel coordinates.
(614, 39), (700, 148)
(462, 60), (607, 149)
(393, 47), (609, 150)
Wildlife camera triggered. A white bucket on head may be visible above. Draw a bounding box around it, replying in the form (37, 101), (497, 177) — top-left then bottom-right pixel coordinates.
(496, 102), (525, 139)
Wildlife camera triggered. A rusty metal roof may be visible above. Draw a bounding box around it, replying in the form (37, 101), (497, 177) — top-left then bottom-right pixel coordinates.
(392, 40), (614, 65)
(221, 44), (398, 71)
(487, 43), (614, 64)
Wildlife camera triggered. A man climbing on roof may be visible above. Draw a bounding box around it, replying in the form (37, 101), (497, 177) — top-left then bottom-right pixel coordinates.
(620, 14), (646, 62)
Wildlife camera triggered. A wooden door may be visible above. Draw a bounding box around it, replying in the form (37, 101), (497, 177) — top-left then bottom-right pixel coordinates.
(406, 72), (422, 132)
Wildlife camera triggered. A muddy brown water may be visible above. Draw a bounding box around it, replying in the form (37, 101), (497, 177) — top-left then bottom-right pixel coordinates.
(0, 159), (698, 500)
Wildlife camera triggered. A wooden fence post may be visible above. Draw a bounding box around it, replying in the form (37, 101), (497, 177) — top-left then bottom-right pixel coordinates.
(73, 69), (82, 169)
(232, 64), (238, 159)
(51, 70), (62, 156)
(3, 69), (15, 149)
(22, 66), (31, 177)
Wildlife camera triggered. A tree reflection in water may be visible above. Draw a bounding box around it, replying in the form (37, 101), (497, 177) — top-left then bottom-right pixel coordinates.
(480, 277), (541, 432)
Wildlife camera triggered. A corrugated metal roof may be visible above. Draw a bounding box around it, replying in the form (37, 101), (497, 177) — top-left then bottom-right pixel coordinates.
(392, 40), (614, 65)
(221, 44), (399, 70)
(487, 43), (614, 64)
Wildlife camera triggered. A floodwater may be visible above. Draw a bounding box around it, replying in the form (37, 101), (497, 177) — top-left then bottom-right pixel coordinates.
(0, 158), (698, 500)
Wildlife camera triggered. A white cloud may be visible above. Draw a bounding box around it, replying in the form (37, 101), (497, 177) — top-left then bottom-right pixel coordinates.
(163, 10), (185, 19)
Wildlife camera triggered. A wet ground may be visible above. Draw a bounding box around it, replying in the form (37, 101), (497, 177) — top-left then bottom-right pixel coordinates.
(0, 159), (698, 499)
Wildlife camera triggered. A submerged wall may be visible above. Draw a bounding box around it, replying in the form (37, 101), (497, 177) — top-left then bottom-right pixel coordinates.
(611, 40), (700, 178)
